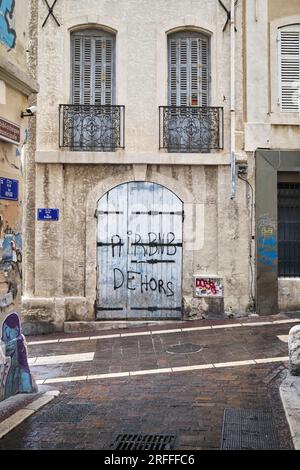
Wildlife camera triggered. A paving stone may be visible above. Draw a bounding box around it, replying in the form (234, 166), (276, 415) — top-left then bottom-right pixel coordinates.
(0, 316), (296, 449)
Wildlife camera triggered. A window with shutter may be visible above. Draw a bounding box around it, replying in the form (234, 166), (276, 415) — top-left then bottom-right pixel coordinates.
(168, 31), (210, 107)
(279, 26), (300, 113)
(71, 30), (115, 106)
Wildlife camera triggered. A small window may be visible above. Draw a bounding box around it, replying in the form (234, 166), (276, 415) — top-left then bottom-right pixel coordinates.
(278, 25), (300, 113)
(71, 29), (115, 106)
(168, 31), (210, 107)
(278, 182), (300, 277)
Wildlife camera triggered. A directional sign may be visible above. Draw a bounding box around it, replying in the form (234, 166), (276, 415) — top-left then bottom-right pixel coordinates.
(0, 178), (19, 201)
(37, 208), (59, 221)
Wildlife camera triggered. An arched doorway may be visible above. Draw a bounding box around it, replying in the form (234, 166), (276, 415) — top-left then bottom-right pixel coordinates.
(96, 181), (183, 320)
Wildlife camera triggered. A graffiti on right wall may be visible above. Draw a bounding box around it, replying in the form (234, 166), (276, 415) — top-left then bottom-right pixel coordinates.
(257, 214), (277, 272)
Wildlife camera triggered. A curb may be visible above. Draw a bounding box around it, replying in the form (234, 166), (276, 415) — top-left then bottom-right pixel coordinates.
(0, 390), (60, 439)
(280, 375), (300, 450)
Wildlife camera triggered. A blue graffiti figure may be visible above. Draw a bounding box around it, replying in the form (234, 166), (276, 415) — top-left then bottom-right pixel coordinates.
(0, 0), (16, 49)
(257, 235), (277, 272)
(1, 313), (37, 400)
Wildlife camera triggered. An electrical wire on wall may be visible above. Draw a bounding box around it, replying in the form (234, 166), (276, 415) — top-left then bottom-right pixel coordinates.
(238, 170), (256, 310)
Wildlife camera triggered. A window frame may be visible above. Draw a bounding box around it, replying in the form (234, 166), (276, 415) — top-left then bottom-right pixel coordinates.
(270, 16), (300, 124)
(167, 30), (211, 108)
(70, 28), (116, 106)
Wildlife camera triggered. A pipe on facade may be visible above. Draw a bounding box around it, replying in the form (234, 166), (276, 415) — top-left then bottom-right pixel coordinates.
(230, 0), (236, 199)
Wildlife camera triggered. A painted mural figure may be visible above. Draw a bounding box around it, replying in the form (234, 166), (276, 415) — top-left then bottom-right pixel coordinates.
(0, 313), (37, 400)
(0, 0), (16, 49)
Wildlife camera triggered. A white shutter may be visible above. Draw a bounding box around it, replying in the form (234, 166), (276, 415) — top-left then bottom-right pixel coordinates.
(280, 30), (300, 112)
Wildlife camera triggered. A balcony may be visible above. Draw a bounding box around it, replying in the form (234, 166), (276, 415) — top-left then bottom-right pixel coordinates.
(159, 106), (224, 153)
(59, 104), (125, 151)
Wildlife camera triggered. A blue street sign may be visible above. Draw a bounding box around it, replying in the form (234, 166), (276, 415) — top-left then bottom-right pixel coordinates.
(37, 208), (59, 221)
(0, 178), (19, 201)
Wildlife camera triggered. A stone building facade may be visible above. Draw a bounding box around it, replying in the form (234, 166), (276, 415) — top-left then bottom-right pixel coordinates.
(0, 0), (38, 321)
(23, 0), (253, 333)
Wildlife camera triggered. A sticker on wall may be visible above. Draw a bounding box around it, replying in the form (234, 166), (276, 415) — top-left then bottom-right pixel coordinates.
(0, 0), (16, 49)
(194, 276), (223, 298)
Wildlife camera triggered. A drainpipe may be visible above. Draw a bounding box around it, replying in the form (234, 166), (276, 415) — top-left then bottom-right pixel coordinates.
(230, 0), (236, 199)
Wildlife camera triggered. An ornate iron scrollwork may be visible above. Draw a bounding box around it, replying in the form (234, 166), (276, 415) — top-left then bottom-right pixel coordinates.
(59, 105), (125, 151)
(159, 106), (224, 153)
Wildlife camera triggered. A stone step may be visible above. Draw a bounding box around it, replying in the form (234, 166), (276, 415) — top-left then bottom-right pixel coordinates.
(63, 320), (181, 334)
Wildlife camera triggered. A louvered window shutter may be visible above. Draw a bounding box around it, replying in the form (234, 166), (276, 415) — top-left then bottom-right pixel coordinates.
(200, 37), (209, 106)
(168, 34), (209, 107)
(169, 39), (178, 106)
(72, 37), (82, 105)
(72, 33), (114, 106)
(279, 30), (300, 112)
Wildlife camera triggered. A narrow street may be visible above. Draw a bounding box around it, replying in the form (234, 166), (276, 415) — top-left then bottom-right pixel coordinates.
(0, 315), (297, 450)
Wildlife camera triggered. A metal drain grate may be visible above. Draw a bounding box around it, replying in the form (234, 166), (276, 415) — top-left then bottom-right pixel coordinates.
(111, 434), (176, 450)
(221, 408), (280, 450)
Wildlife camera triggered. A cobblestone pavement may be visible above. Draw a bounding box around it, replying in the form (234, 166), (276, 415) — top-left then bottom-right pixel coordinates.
(0, 314), (298, 450)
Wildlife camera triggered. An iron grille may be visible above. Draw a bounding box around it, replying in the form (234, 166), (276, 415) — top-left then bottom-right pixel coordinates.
(159, 106), (223, 153)
(278, 182), (300, 277)
(221, 408), (280, 450)
(59, 104), (125, 151)
(111, 434), (176, 451)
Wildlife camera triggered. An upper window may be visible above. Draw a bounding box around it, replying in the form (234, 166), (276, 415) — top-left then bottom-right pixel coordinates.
(278, 25), (300, 113)
(168, 31), (210, 107)
(71, 29), (115, 106)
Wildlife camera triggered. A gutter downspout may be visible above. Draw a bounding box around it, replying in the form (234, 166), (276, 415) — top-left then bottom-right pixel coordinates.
(230, 0), (236, 199)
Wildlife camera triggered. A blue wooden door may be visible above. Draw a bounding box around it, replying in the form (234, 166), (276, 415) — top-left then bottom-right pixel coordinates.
(96, 182), (183, 319)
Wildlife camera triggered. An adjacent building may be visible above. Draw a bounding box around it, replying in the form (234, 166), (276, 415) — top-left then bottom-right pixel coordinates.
(245, 0), (300, 315)
(0, 0), (38, 319)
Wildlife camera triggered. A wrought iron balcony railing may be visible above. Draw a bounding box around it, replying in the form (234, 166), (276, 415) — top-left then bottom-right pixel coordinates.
(159, 106), (224, 153)
(59, 104), (125, 151)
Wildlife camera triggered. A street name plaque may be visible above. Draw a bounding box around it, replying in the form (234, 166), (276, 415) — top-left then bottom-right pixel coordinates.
(37, 208), (59, 221)
(0, 178), (19, 201)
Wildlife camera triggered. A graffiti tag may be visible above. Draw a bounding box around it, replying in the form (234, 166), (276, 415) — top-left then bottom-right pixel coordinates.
(194, 277), (223, 298)
(0, 0), (16, 49)
(113, 269), (175, 297)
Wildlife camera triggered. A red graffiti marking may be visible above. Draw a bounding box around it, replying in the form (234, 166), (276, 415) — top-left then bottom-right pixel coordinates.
(196, 279), (217, 295)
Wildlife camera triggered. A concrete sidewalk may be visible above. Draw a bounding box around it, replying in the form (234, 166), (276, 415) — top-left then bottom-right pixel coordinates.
(280, 374), (300, 450)
(0, 387), (60, 440)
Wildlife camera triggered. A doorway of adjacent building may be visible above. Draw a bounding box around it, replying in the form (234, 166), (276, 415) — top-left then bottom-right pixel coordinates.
(96, 182), (183, 320)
